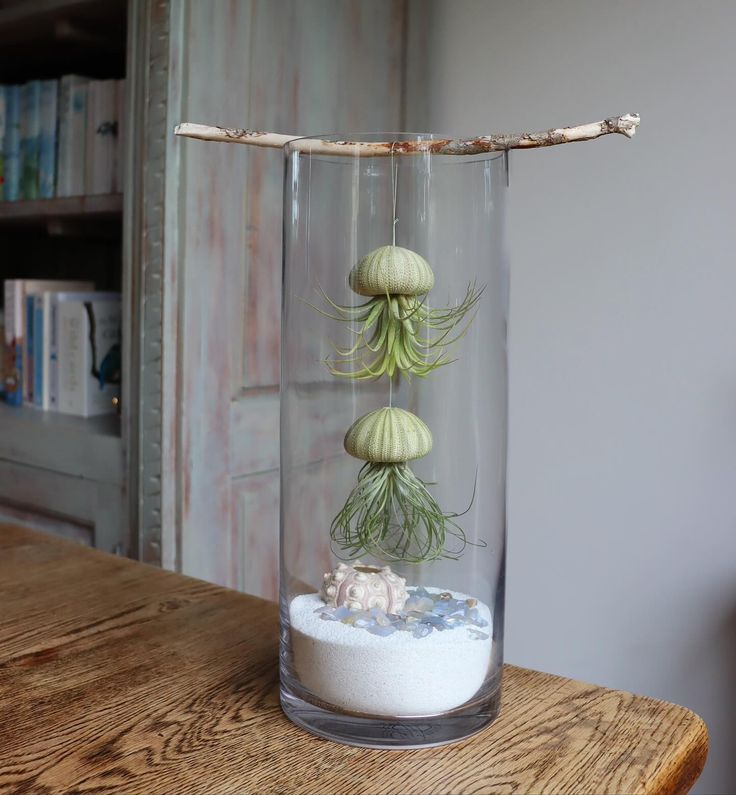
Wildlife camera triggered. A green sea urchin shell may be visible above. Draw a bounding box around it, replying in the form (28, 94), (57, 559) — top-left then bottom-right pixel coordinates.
(349, 245), (434, 296)
(344, 407), (433, 463)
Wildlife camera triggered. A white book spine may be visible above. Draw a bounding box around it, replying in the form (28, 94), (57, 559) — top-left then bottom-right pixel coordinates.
(85, 80), (117, 195)
(3, 280), (21, 344)
(58, 297), (120, 417)
(113, 79), (125, 193)
(58, 302), (84, 414)
(57, 76), (87, 197)
(39, 293), (54, 410)
(48, 296), (60, 409)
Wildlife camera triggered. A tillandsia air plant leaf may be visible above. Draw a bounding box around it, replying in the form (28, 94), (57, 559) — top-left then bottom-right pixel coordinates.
(312, 284), (484, 380)
(330, 461), (481, 564)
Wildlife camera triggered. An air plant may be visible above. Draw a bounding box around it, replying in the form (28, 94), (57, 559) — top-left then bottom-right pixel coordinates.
(331, 407), (479, 563)
(315, 245), (484, 380)
(308, 242), (485, 565)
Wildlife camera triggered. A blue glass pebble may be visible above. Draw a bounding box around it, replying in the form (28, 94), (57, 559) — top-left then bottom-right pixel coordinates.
(317, 587), (488, 639)
(366, 624), (396, 637)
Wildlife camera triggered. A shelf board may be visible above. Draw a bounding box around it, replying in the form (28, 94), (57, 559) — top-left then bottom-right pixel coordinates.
(0, 401), (122, 485)
(0, 194), (122, 228)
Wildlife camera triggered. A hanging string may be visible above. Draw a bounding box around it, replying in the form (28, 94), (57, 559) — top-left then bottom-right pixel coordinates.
(391, 144), (398, 247)
(389, 144), (398, 407)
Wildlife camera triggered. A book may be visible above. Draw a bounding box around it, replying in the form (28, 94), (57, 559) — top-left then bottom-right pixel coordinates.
(3, 280), (93, 407)
(38, 79), (59, 199)
(57, 75), (88, 197)
(33, 296), (44, 407)
(24, 294), (35, 405)
(4, 280), (24, 405)
(43, 289), (95, 410)
(4, 85), (21, 201)
(57, 293), (121, 417)
(113, 79), (125, 193)
(20, 81), (41, 200)
(85, 80), (117, 195)
(3, 280), (23, 405)
(0, 86), (6, 201)
(24, 283), (95, 405)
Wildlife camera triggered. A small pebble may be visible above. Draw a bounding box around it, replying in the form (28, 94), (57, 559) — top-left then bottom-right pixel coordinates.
(366, 624), (396, 637)
(315, 587), (487, 639)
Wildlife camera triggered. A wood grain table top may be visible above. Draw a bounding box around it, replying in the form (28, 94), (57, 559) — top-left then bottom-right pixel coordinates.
(0, 524), (707, 795)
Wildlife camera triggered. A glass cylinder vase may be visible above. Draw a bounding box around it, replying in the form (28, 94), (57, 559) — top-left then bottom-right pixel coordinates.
(280, 133), (508, 748)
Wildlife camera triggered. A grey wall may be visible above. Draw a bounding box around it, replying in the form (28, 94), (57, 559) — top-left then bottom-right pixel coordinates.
(416, 2), (736, 792)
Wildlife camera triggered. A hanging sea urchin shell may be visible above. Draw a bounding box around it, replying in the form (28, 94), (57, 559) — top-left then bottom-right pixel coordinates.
(344, 407), (432, 463)
(349, 245), (434, 296)
(320, 561), (408, 613)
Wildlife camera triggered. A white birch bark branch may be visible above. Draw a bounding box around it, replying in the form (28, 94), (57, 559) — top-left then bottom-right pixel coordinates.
(174, 113), (640, 156)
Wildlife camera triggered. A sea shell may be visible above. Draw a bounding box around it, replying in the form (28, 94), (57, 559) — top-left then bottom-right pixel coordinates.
(344, 407), (433, 463)
(320, 561), (408, 613)
(349, 245), (435, 296)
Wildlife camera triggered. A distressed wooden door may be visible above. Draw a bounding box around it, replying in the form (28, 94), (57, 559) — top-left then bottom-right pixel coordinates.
(164, 0), (407, 595)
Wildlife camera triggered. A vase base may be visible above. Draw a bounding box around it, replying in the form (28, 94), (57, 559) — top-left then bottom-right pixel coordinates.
(280, 673), (502, 749)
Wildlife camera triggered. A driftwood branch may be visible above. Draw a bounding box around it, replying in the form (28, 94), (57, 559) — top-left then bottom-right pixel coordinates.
(174, 113), (640, 156)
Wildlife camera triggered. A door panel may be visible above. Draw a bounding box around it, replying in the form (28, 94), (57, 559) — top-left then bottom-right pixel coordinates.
(233, 470), (279, 598)
(240, 0), (405, 390)
(174, 0), (407, 591)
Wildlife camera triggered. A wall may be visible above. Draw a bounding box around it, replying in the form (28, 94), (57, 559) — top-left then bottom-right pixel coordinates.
(417, 2), (736, 793)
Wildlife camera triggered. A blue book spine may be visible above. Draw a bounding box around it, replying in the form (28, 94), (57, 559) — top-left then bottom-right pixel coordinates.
(38, 80), (58, 199)
(25, 294), (35, 404)
(33, 296), (44, 408)
(0, 86), (6, 201)
(20, 81), (41, 201)
(4, 85), (21, 201)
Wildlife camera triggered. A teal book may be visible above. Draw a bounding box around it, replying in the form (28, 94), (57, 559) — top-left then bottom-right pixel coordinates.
(4, 85), (21, 202)
(20, 81), (41, 200)
(25, 294), (35, 405)
(33, 296), (45, 408)
(0, 86), (6, 201)
(38, 79), (58, 199)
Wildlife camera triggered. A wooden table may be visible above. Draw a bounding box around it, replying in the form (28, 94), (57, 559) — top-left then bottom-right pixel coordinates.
(0, 524), (707, 795)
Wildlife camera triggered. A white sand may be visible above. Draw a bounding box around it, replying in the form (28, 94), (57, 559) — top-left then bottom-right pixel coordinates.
(289, 590), (492, 717)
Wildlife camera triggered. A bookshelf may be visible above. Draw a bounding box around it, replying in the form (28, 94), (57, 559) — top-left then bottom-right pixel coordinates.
(0, 401), (121, 482)
(0, 0), (126, 83)
(0, 193), (122, 225)
(0, 0), (129, 552)
(0, 0), (414, 581)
